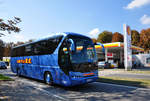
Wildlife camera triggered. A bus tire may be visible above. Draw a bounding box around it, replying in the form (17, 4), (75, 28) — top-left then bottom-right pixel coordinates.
(44, 72), (53, 85)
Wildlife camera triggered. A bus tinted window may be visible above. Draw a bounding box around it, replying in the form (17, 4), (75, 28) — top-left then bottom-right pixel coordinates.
(11, 48), (16, 57)
(19, 46), (25, 56)
(25, 45), (33, 56)
(33, 41), (48, 55)
(11, 46), (25, 57)
(11, 35), (63, 57)
(33, 36), (62, 55)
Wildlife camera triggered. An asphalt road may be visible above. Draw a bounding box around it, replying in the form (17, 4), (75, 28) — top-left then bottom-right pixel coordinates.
(1, 68), (150, 101)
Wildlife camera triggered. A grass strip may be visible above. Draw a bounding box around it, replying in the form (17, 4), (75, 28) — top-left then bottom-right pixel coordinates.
(97, 76), (150, 88)
(0, 74), (13, 81)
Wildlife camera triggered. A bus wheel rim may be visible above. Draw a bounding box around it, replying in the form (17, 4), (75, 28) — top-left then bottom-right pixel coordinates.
(46, 74), (50, 83)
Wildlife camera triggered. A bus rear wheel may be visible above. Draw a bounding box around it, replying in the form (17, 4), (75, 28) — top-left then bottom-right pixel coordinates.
(44, 72), (53, 85)
(16, 68), (20, 76)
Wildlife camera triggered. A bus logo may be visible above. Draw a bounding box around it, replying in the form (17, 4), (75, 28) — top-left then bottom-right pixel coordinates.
(17, 58), (32, 64)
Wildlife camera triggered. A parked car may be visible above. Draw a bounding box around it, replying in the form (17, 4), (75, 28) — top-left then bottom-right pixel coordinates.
(0, 61), (7, 69)
(107, 60), (118, 68)
(110, 62), (118, 68)
(98, 61), (105, 69)
(105, 62), (111, 68)
(98, 61), (111, 69)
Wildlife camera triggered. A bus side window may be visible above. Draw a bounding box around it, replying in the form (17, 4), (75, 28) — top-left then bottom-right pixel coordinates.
(33, 41), (45, 55)
(11, 48), (17, 57)
(33, 43), (41, 55)
(11, 46), (25, 57)
(18, 46), (25, 56)
(25, 45), (33, 56)
(33, 37), (61, 55)
(47, 37), (61, 54)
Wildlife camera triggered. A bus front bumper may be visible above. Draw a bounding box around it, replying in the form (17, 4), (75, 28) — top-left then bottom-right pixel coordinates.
(70, 75), (98, 86)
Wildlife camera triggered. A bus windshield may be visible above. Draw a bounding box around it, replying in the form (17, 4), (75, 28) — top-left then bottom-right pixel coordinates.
(70, 37), (97, 64)
(59, 35), (97, 73)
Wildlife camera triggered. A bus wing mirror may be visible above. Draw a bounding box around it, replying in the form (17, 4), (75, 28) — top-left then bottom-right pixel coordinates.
(67, 39), (75, 52)
(97, 42), (105, 53)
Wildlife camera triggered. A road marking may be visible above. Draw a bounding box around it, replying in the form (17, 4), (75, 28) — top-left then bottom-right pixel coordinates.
(34, 87), (66, 100)
(17, 79), (66, 100)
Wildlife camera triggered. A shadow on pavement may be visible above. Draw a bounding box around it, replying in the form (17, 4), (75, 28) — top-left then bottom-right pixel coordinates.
(42, 82), (146, 101)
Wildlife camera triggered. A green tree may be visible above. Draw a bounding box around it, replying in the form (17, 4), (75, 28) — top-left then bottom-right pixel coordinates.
(92, 38), (97, 44)
(0, 17), (21, 37)
(131, 30), (140, 46)
(2, 39), (34, 57)
(0, 40), (4, 60)
(97, 31), (113, 43)
(3, 42), (14, 57)
(139, 28), (150, 51)
(112, 32), (123, 42)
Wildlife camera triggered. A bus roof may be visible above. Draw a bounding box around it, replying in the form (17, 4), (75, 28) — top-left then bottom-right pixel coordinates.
(13, 32), (90, 49)
(64, 32), (89, 38)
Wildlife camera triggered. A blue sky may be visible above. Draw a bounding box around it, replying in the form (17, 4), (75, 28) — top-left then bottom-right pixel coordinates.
(0, 0), (150, 43)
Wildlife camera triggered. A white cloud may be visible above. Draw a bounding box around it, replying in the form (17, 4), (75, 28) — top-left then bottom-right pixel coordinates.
(125, 0), (150, 9)
(88, 28), (100, 38)
(140, 14), (150, 25)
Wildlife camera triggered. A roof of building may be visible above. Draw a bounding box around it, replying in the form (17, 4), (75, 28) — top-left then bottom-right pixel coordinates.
(95, 42), (144, 52)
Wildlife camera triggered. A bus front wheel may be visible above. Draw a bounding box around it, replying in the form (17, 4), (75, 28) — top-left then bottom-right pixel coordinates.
(44, 72), (53, 85)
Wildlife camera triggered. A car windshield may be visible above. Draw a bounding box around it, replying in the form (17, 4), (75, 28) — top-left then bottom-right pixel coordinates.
(98, 62), (105, 64)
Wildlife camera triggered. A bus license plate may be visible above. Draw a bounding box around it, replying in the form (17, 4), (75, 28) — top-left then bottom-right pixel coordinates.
(87, 79), (92, 82)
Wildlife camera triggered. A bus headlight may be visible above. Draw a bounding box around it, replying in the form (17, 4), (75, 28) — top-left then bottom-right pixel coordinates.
(62, 80), (67, 84)
(72, 76), (82, 78)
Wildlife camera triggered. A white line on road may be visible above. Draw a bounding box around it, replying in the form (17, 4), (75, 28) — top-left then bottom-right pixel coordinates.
(34, 87), (66, 100)
(17, 79), (66, 100)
